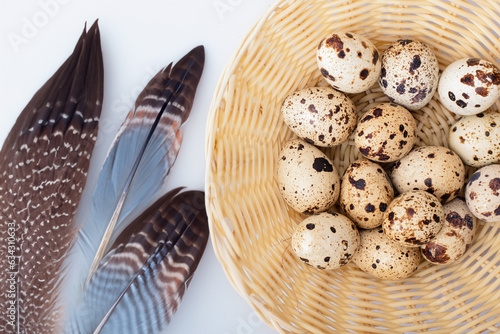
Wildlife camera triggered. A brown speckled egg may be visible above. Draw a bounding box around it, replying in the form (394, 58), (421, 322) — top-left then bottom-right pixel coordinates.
(382, 191), (444, 247)
(438, 58), (500, 116)
(281, 87), (357, 147)
(449, 112), (500, 167)
(340, 159), (394, 229)
(292, 212), (360, 270)
(422, 198), (477, 265)
(390, 146), (465, 203)
(352, 227), (422, 280)
(317, 32), (381, 94)
(277, 139), (340, 214)
(355, 103), (416, 162)
(379, 39), (439, 111)
(466, 164), (500, 223)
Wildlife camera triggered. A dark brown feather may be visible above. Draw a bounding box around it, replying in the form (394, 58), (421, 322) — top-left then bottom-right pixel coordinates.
(0, 21), (103, 333)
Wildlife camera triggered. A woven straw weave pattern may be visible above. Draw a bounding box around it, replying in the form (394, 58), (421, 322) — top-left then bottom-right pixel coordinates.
(205, 0), (500, 333)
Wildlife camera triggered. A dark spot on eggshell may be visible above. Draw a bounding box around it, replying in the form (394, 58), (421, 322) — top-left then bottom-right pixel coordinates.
(452, 126), (457, 132)
(390, 134), (396, 139)
(459, 136), (466, 144)
(321, 68), (336, 82)
(365, 133), (373, 139)
(462, 93), (470, 99)
(423, 219), (431, 226)
(469, 172), (481, 186)
(313, 158), (334, 173)
(489, 150), (493, 154)
(300, 257), (310, 264)
(477, 113), (485, 118)
(373, 50), (379, 65)
(433, 214), (440, 223)
(396, 81), (406, 94)
(297, 144), (304, 151)
(329, 125), (333, 133)
(475, 104), (481, 107)
(317, 265), (326, 270)
(430, 202), (436, 207)
(308, 104), (318, 113)
(473, 156), (479, 161)
(409, 87), (417, 93)
(306, 223), (315, 230)
(304, 138), (315, 145)
(428, 153), (435, 158)
(461, 74), (475, 87)
(325, 34), (344, 51)
(349, 176), (366, 190)
(342, 240), (349, 251)
(300, 98), (306, 104)
(409, 55), (421, 74)
(399, 39), (412, 45)
(425, 178), (433, 187)
(494, 205), (500, 216)
(422, 243), (450, 263)
(405, 237), (421, 245)
(361, 41), (368, 48)
(388, 212), (395, 221)
(379, 203), (388, 212)
(365, 204), (375, 213)
(486, 131), (490, 137)
(351, 162), (361, 168)
(469, 191), (477, 201)
(399, 140), (407, 149)
(330, 226), (336, 234)
(489, 178), (500, 192)
(361, 115), (374, 123)
(346, 32), (353, 38)
(467, 58), (481, 66)
(357, 52), (362, 58)
(456, 100), (467, 108)
(483, 212), (492, 217)
(446, 212), (468, 229)
(492, 122), (497, 127)
(338, 50), (346, 58)
(349, 204), (354, 210)
(412, 88), (428, 103)
(382, 79), (388, 88)
(476, 69), (500, 86)
(475, 87), (489, 97)
(360, 69), (370, 80)
(373, 108), (383, 117)
(324, 257), (331, 263)
(405, 208), (415, 218)
(399, 125), (405, 132)
(372, 263), (377, 269)
(393, 161), (401, 170)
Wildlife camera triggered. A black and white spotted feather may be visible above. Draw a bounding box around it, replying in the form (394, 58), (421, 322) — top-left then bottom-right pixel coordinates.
(0, 22), (103, 333)
(67, 189), (209, 334)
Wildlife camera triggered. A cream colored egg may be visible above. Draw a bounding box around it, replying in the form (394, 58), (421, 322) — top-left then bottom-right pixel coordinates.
(317, 32), (381, 94)
(292, 212), (360, 270)
(353, 227), (422, 280)
(449, 112), (500, 167)
(355, 103), (417, 162)
(390, 146), (465, 203)
(383, 191), (444, 247)
(438, 58), (500, 116)
(422, 198), (477, 265)
(277, 139), (340, 214)
(281, 87), (357, 147)
(340, 159), (394, 229)
(466, 164), (500, 223)
(379, 39), (439, 111)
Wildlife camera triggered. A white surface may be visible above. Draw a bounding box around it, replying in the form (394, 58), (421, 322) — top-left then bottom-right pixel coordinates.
(0, 1), (279, 333)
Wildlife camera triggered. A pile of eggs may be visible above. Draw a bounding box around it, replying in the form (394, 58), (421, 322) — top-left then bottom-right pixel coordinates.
(278, 32), (500, 280)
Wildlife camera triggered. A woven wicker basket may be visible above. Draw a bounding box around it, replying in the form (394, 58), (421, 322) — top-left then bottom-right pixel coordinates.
(205, 1), (500, 333)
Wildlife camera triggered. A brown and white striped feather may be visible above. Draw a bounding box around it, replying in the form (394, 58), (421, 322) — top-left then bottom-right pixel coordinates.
(0, 22), (103, 333)
(67, 189), (209, 334)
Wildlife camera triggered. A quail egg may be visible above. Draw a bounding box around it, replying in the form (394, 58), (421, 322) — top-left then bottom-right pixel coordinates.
(383, 190), (444, 247)
(292, 212), (360, 270)
(421, 198), (477, 265)
(278, 139), (340, 214)
(390, 146), (466, 203)
(317, 32), (381, 94)
(352, 227), (422, 280)
(281, 87), (357, 147)
(438, 58), (500, 115)
(340, 159), (394, 229)
(466, 164), (500, 223)
(449, 112), (500, 167)
(355, 103), (417, 162)
(379, 39), (439, 111)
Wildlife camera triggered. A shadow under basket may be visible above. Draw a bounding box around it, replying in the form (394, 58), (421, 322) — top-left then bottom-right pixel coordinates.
(205, 0), (500, 333)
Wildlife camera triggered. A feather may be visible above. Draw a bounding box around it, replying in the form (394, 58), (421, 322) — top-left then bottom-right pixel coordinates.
(66, 189), (209, 334)
(0, 21), (103, 333)
(70, 45), (205, 289)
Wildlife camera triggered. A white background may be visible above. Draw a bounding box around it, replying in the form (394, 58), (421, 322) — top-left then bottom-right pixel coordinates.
(0, 1), (279, 333)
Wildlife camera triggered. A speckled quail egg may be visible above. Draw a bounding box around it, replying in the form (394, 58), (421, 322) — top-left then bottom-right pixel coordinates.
(278, 139), (340, 214)
(281, 87), (357, 147)
(317, 32), (381, 94)
(383, 190), (444, 247)
(355, 103), (417, 162)
(390, 146), (466, 203)
(449, 112), (500, 167)
(292, 212), (360, 270)
(422, 198), (477, 265)
(379, 39), (439, 111)
(438, 58), (500, 115)
(340, 159), (394, 229)
(466, 164), (500, 223)
(352, 227), (422, 280)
